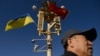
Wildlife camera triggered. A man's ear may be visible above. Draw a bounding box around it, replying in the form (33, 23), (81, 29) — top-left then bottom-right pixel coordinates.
(67, 38), (74, 48)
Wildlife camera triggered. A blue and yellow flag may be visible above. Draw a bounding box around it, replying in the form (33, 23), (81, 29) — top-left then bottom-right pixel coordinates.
(5, 14), (34, 31)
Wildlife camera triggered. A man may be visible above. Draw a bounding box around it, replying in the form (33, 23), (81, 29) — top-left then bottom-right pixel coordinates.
(61, 28), (97, 56)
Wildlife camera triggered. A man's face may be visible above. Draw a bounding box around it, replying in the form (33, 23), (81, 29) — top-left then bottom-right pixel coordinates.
(69, 35), (93, 56)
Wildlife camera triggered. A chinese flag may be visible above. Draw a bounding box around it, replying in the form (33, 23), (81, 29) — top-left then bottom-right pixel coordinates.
(49, 2), (69, 20)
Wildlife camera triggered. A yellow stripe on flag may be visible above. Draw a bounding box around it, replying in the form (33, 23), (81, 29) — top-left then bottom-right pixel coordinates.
(5, 15), (34, 31)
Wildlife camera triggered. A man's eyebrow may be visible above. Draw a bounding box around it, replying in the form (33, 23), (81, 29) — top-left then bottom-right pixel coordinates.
(71, 35), (77, 39)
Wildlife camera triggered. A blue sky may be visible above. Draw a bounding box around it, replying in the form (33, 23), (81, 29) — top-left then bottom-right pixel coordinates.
(0, 0), (100, 56)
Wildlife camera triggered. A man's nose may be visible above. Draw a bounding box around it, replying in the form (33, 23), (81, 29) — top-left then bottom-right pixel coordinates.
(87, 40), (93, 45)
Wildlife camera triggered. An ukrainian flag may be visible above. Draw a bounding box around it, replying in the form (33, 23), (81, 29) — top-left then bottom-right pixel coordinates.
(5, 14), (34, 31)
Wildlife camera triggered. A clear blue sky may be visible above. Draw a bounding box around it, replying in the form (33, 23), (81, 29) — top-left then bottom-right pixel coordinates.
(0, 0), (100, 56)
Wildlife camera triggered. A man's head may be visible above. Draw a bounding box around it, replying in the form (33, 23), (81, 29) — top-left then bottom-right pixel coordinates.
(61, 28), (97, 56)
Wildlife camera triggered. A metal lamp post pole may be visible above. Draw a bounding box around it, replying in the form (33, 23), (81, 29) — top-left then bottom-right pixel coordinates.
(47, 23), (52, 56)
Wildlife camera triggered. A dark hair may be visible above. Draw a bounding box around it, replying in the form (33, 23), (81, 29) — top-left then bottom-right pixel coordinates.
(64, 41), (68, 49)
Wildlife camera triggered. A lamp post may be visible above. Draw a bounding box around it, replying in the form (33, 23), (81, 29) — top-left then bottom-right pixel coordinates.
(32, 0), (61, 56)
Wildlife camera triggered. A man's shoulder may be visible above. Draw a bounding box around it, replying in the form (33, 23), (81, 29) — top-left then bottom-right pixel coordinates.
(63, 51), (77, 56)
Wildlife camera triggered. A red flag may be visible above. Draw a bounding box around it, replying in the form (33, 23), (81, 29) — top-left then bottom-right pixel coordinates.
(49, 2), (69, 20)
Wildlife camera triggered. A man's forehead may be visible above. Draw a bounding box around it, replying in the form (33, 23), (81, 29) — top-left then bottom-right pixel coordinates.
(70, 34), (86, 39)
